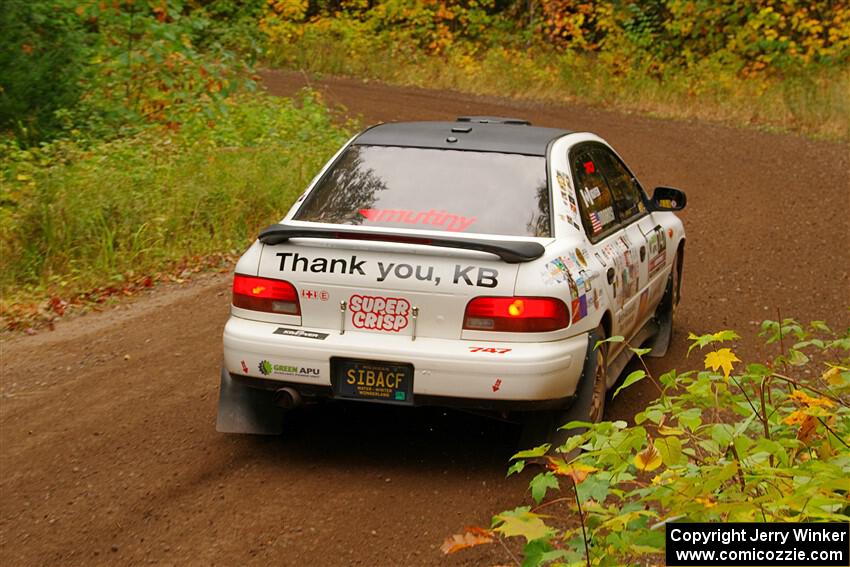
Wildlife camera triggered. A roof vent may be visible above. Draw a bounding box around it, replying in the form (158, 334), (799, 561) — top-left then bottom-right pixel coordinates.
(456, 116), (531, 126)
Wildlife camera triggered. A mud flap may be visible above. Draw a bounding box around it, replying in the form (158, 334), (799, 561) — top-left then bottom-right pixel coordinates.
(551, 328), (602, 446)
(216, 366), (284, 435)
(518, 329), (600, 449)
(647, 274), (674, 358)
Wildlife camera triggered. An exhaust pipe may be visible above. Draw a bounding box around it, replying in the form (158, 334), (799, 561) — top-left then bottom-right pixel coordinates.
(275, 387), (302, 409)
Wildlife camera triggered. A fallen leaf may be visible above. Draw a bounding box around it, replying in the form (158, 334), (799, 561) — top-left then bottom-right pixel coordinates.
(440, 528), (494, 555)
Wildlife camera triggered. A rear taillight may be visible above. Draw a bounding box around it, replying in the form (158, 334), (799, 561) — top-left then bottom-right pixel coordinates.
(232, 274), (300, 315)
(463, 297), (568, 332)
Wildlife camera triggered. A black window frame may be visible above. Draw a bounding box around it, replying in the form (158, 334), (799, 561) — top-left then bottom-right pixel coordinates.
(568, 142), (650, 243)
(589, 144), (650, 227)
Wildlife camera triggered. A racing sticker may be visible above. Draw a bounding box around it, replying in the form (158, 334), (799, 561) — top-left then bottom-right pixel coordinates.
(556, 170), (582, 231)
(301, 288), (329, 301)
(540, 248), (597, 323)
(617, 235), (641, 306)
(349, 294), (411, 332)
(273, 327), (329, 340)
(358, 208), (476, 232)
(646, 225), (668, 277)
(258, 360), (321, 378)
(579, 185), (601, 206)
(542, 256), (571, 286)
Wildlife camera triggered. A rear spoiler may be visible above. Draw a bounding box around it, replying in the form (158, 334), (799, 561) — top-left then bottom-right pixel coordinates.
(258, 224), (545, 264)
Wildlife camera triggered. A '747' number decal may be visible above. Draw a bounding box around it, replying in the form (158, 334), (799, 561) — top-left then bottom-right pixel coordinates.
(468, 347), (512, 354)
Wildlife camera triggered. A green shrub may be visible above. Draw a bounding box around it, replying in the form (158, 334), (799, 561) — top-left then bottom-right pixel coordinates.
(263, 1), (850, 140)
(0, 0), (88, 145)
(0, 91), (351, 300)
(444, 320), (850, 565)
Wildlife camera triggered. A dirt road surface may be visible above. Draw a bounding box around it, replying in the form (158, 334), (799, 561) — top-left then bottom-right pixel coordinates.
(2, 70), (848, 566)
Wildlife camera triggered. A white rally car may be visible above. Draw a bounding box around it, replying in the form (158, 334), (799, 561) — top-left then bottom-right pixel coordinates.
(217, 117), (686, 440)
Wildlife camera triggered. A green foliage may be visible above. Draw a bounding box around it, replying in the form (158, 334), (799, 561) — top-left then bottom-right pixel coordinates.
(0, 0), (356, 318)
(1, 0), (262, 147)
(74, 0), (257, 141)
(0, 91), (350, 302)
(465, 321), (850, 566)
(264, 1), (850, 139)
(0, 0), (88, 145)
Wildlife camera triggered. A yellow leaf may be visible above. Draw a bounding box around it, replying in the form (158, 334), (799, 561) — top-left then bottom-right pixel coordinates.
(783, 409), (808, 426)
(695, 497), (717, 508)
(493, 510), (554, 542)
(634, 444), (662, 472)
(789, 389), (833, 408)
(657, 424), (684, 436)
(704, 348), (740, 379)
(822, 366), (845, 386)
(16, 174), (30, 181)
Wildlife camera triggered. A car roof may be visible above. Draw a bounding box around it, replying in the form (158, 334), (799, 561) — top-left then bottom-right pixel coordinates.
(352, 118), (572, 157)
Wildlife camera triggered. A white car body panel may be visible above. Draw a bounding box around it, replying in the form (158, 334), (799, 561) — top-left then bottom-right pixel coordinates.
(221, 124), (685, 407)
(224, 317), (588, 401)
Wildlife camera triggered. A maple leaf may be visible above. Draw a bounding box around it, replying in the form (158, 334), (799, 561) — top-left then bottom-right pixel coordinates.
(492, 507), (555, 543)
(529, 472), (559, 504)
(783, 409), (808, 426)
(789, 389), (834, 408)
(546, 457), (597, 484)
(440, 527), (494, 555)
(687, 330), (740, 354)
(634, 443), (662, 472)
(704, 348), (740, 379)
(796, 415), (818, 443)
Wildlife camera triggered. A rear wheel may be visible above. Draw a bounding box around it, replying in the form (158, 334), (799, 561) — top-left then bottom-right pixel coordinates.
(518, 325), (609, 449)
(587, 330), (608, 423)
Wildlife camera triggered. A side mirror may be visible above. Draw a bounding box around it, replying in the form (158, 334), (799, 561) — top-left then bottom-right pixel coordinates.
(651, 186), (686, 211)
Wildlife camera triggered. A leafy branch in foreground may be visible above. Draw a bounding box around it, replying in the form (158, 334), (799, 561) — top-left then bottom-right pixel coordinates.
(443, 318), (850, 566)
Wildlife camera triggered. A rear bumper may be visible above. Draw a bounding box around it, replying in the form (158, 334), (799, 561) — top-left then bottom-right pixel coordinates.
(222, 316), (590, 408)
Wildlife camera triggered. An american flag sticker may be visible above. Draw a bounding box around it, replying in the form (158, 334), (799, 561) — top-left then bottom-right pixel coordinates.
(590, 211), (603, 233)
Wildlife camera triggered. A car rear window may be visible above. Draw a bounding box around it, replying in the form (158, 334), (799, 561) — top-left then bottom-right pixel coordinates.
(294, 145), (551, 237)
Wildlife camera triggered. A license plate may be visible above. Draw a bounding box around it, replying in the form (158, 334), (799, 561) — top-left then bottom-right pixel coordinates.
(331, 358), (414, 405)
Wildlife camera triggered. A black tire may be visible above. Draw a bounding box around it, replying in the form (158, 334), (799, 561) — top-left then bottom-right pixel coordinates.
(518, 325), (608, 449)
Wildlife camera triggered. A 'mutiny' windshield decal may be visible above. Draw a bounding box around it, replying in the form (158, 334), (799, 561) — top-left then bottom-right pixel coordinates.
(358, 208), (476, 232)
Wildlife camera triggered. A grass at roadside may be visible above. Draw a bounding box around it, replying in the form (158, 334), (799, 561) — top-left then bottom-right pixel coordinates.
(0, 91), (352, 329)
(266, 23), (849, 141)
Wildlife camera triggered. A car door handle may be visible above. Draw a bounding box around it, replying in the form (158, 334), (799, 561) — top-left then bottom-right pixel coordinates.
(639, 246), (646, 262)
(606, 267), (615, 284)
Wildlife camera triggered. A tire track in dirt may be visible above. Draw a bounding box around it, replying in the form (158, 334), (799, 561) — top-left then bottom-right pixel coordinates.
(1, 71), (848, 566)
